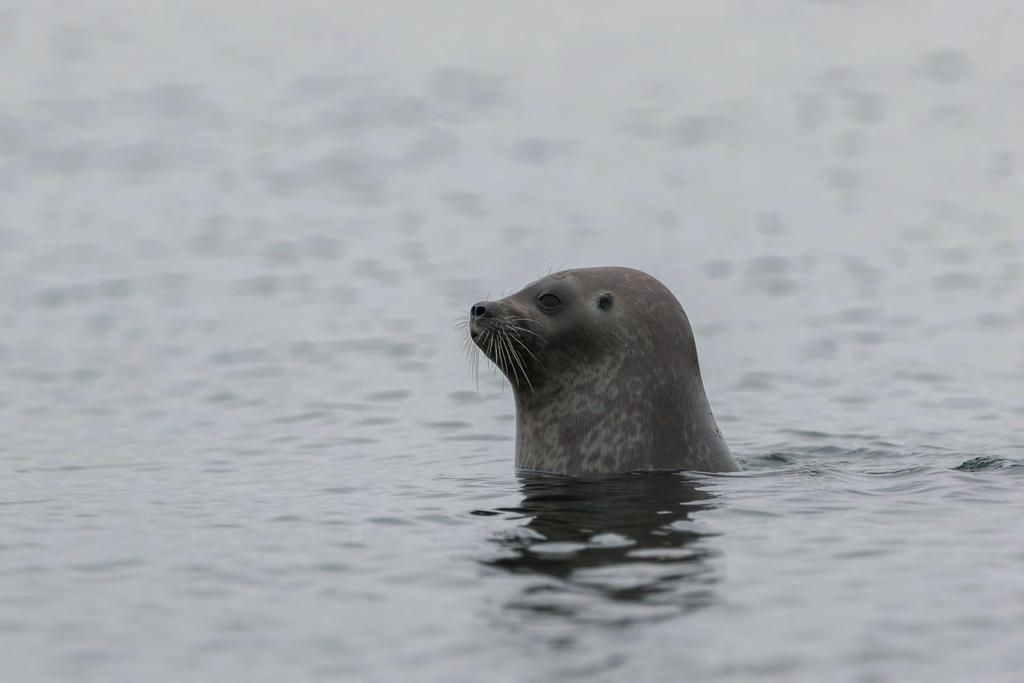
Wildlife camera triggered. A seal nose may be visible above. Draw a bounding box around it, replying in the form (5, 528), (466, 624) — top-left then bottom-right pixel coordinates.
(471, 302), (494, 319)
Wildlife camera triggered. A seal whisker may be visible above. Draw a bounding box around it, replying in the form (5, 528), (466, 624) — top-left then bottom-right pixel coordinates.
(501, 319), (548, 342)
(485, 329), (500, 379)
(502, 329), (533, 391)
(496, 329), (516, 387)
(498, 329), (521, 388)
(495, 330), (512, 384)
(494, 332), (513, 394)
(459, 318), (476, 358)
(500, 323), (540, 358)
(470, 335), (481, 389)
(461, 322), (482, 389)
(463, 335), (478, 368)
(505, 331), (540, 363)
(506, 332), (531, 391)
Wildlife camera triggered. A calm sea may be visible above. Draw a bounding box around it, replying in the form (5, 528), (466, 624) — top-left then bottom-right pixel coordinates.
(2, 2), (1023, 681)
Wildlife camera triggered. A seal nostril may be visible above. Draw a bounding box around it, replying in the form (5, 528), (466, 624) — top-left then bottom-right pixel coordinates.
(472, 304), (486, 317)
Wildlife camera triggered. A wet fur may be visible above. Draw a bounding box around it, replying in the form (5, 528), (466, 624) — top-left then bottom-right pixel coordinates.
(468, 267), (739, 476)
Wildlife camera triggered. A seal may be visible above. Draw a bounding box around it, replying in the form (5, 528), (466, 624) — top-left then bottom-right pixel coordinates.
(468, 266), (739, 475)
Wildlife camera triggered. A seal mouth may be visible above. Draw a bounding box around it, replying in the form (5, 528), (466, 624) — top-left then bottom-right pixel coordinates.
(469, 316), (497, 340)
(465, 312), (539, 391)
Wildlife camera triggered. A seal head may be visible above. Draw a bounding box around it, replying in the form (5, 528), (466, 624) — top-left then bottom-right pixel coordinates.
(469, 266), (739, 475)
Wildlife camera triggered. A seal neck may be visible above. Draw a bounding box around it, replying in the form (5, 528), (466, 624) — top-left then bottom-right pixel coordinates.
(511, 359), (732, 475)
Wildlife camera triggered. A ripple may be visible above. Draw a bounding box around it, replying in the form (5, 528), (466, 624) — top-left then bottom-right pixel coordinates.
(528, 542), (587, 556)
(441, 191), (487, 217)
(69, 559), (143, 573)
(933, 271), (981, 290)
(267, 515), (305, 523)
(919, 49), (970, 84)
(271, 411), (329, 424)
(430, 67), (505, 111)
(423, 420), (471, 431)
(364, 389), (410, 402)
(442, 433), (512, 442)
(511, 137), (572, 165)
(448, 390), (492, 405)
(335, 339), (415, 358)
(954, 456), (1023, 471)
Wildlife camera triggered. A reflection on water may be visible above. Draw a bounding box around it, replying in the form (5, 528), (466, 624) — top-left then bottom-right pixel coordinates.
(486, 474), (719, 625)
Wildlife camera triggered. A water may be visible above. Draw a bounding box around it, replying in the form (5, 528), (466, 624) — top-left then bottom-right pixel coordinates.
(2, 2), (1024, 681)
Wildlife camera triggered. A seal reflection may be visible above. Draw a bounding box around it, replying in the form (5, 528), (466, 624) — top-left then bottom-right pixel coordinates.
(485, 473), (722, 626)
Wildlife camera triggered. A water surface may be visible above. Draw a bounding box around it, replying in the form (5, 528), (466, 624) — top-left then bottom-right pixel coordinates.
(2, 2), (1023, 681)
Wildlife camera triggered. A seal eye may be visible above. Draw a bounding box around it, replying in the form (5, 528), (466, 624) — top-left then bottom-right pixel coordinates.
(598, 294), (613, 310)
(537, 293), (561, 310)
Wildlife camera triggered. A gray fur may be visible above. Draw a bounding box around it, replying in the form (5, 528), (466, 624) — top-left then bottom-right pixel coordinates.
(469, 267), (739, 476)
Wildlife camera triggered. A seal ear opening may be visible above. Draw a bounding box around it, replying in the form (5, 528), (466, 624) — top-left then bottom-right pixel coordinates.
(597, 293), (613, 311)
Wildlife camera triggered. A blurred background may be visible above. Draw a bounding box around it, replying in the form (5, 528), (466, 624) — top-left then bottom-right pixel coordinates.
(1, 2), (1022, 681)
